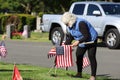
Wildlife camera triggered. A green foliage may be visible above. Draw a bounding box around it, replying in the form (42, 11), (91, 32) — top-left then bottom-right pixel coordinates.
(38, 12), (44, 17)
(0, 14), (11, 33)
(0, 0), (119, 15)
(0, 14), (36, 33)
(0, 0), (80, 14)
(26, 16), (36, 31)
(17, 14), (36, 31)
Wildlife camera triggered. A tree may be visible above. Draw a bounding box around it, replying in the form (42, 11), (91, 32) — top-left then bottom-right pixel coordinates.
(0, 0), (119, 14)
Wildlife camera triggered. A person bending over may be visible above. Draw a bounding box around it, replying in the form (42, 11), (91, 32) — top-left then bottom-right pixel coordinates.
(61, 12), (98, 80)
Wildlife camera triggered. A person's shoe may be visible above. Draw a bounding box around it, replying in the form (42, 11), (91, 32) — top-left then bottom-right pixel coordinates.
(71, 73), (82, 78)
(89, 76), (96, 80)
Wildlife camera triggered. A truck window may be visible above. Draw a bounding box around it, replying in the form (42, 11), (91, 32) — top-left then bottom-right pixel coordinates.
(101, 4), (120, 15)
(87, 4), (100, 16)
(72, 4), (85, 15)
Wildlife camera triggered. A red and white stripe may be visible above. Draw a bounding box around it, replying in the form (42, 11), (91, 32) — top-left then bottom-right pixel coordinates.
(0, 46), (7, 58)
(55, 45), (73, 68)
(82, 56), (90, 68)
(48, 48), (56, 58)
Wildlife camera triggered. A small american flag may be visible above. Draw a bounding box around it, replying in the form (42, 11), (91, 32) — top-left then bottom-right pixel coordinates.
(82, 56), (90, 68)
(55, 45), (73, 68)
(48, 44), (73, 68)
(0, 41), (7, 58)
(48, 48), (56, 58)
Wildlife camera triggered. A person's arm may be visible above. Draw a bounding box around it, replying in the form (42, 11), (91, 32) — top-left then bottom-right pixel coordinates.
(79, 21), (90, 43)
(64, 33), (74, 45)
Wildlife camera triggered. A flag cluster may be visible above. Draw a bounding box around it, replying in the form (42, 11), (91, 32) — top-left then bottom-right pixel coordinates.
(48, 45), (73, 68)
(48, 43), (90, 69)
(0, 41), (7, 58)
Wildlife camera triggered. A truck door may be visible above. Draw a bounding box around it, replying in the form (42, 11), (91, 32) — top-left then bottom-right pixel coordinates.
(85, 4), (104, 36)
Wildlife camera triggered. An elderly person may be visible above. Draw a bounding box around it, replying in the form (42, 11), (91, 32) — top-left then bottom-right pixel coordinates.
(61, 12), (98, 80)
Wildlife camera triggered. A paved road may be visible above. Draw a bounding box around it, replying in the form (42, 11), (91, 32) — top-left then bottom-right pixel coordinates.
(1, 40), (120, 79)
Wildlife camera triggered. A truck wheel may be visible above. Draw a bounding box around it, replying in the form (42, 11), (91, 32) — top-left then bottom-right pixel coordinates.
(104, 29), (120, 49)
(51, 27), (64, 45)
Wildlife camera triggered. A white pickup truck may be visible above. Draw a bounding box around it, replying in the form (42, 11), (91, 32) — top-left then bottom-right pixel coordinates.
(41, 1), (120, 49)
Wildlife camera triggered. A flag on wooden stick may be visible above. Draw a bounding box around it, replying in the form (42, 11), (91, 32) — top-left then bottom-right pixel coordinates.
(12, 64), (23, 80)
(55, 45), (73, 68)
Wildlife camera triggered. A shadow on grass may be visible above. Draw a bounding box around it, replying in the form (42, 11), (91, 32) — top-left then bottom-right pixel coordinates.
(97, 74), (120, 80)
(23, 78), (35, 80)
(0, 69), (35, 72)
(0, 69), (13, 72)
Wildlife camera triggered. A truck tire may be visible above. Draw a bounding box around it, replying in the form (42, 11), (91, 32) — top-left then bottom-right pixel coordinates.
(51, 27), (64, 45)
(104, 29), (120, 49)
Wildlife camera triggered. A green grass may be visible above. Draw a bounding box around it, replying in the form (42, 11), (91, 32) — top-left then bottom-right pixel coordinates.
(0, 62), (110, 80)
(25, 32), (50, 42)
(0, 32), (50, 42)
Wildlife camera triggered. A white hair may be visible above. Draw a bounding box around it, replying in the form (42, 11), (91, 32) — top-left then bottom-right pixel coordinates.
(61, 12), (77, 27)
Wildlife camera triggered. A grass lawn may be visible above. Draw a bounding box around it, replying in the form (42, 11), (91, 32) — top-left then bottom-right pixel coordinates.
(0, 62), (110, 80)
(0, 32), (50, 42)
(23, 32), (50, 42)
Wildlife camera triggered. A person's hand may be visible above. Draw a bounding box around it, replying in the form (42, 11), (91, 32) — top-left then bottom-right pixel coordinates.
(71, 41), (79, 47)
(2, 34), (7, 40)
